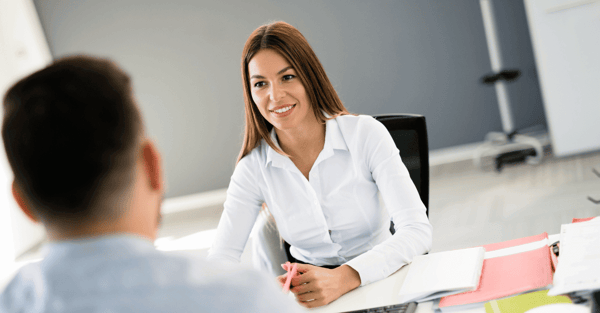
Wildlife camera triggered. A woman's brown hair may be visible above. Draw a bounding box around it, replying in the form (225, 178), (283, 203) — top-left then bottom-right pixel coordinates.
(238, 21), (349, 163)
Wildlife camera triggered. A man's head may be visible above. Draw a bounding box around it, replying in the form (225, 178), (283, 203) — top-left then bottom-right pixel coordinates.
(2, 55), (163, 240)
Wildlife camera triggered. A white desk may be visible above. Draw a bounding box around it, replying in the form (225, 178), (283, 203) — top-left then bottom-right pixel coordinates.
(308, 234), (563, 313)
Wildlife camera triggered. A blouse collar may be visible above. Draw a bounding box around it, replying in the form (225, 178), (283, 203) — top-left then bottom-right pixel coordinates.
(265, 113), (348, 169)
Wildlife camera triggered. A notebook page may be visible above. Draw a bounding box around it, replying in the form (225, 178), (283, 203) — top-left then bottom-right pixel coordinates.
(397, 247), (485, 303)
(548, 220), (600, 296)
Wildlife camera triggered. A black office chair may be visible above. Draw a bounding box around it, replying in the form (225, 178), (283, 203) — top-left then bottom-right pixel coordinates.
(374, 114), (430, 234)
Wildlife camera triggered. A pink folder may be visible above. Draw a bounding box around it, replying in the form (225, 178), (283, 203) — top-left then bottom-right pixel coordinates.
(438, 232), (553, 310)
(572, 216), (597, 223)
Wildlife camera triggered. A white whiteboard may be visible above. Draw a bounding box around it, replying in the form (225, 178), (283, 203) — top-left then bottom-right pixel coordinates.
(524, 0), (600, 157)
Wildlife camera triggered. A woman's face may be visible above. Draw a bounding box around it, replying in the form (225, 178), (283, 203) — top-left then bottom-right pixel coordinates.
(248, 49), (314, 132)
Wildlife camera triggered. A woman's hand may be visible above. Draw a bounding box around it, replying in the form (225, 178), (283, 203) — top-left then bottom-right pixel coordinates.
(278, 263), (362, 308)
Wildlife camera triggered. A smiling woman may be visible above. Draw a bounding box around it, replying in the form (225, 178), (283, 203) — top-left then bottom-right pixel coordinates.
(237, 21), (349, 163)
(248, 49), (313, 135)
(207, 21), (433, 309)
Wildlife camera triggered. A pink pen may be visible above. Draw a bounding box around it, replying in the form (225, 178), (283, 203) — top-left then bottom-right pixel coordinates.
(282, 262), (298, 292)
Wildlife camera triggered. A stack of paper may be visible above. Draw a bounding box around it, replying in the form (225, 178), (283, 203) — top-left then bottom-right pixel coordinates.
(548, 218), (600, 296)
(437, 233), (553, 312)
(397, 247), (485, 303)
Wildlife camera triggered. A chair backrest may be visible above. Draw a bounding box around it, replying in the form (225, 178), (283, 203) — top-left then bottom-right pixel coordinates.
(373, 114), (429, 218)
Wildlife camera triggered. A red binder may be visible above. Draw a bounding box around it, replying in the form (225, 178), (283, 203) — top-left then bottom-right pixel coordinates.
(438, 233), (553, 311)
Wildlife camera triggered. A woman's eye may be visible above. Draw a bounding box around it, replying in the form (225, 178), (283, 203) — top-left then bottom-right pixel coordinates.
(282, 75), (295, 81)
(253, 81), (266, 88)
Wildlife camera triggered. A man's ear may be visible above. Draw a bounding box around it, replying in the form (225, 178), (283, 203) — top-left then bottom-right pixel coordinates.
(141, 140), (163, 191)
(11, 181), (39, 223)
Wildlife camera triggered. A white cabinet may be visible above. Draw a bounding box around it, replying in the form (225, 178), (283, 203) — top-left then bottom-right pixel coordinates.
(524, 0), (600, 157)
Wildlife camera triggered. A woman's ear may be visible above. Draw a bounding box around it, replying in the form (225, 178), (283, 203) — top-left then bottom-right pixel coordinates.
(11, 181), (39, 223)
(141, 140), (163, 191)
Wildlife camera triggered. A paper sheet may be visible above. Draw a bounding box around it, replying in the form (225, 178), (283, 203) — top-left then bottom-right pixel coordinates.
(548, 219), (600, 296)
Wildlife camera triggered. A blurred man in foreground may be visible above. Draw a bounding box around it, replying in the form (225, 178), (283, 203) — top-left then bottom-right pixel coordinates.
(0, 55), (301, 313)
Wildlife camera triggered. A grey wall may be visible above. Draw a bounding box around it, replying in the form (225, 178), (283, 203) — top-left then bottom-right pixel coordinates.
(32, 0), (546, 198)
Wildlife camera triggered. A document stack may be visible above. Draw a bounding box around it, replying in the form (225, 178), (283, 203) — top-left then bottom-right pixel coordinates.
(397, 247), (486, 303)
(548, 219), (600, 298)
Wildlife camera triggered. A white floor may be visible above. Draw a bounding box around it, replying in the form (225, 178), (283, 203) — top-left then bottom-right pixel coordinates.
(428, 151), (600, 252)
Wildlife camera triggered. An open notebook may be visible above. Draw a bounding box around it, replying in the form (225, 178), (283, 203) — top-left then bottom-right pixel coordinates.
(398, 247), (485, 303)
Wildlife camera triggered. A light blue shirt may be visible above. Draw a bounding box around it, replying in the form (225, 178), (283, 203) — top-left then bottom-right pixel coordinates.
(0, 235), (302, 313)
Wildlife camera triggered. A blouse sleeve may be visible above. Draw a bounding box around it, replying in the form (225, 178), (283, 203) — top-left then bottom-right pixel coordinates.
(207, 155), (264, 263)
(344, 116), (433, 286)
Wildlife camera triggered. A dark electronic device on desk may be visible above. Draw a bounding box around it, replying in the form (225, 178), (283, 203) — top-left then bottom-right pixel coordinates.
(592, 290), (600, 313)
(343, 302), (417, 313)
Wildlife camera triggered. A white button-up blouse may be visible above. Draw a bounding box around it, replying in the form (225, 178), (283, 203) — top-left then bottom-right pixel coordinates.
(208, 114), (432, 286)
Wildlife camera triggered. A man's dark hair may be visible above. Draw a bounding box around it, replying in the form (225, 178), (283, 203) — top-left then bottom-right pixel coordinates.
(2, 55), (142, 223)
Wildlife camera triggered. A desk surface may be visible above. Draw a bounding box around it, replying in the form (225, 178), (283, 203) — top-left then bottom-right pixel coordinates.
(307, 234), (563, 313)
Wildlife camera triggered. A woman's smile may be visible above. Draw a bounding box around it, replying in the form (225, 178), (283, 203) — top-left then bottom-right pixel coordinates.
(248, 48), (313, 131)
(270, 104), (296, 117)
